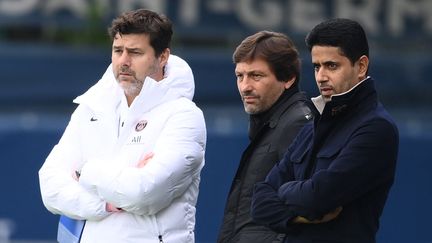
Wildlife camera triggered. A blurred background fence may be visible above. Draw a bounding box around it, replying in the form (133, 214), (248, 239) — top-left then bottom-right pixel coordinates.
(0, 0), (431, 242)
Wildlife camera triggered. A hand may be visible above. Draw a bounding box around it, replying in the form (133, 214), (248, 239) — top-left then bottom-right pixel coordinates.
(106, 202), (122, 212)
(293, 206), (343, 224)
(137, 152), (154, 168)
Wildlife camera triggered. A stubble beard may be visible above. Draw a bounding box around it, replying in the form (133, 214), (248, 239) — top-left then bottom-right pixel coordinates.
(243, 101), (266, 115)
(121, 78), (143, 98)
(116, 65), (144, 98)
(116, 61), (160, 99)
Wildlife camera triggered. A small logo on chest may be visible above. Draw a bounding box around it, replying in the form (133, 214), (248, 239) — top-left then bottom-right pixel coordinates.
(131, 135), (142, 143)
(135, 120), (148, 132)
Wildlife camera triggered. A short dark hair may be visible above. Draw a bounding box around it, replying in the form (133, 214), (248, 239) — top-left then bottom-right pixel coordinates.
(108, 9), (173, 57)
(233, 30), (301, 85)
(305, 18), (369, 65)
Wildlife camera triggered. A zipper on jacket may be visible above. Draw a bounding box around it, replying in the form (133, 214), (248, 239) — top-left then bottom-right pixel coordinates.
(151, 215), (163, 243)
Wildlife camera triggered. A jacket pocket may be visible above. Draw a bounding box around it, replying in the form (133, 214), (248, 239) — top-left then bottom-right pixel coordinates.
(289, 144), (311, 180)
(289, 136), (312, 164)
(290, 147), (309, 164)
(314, 144), (343, 171)
(250, 150), (279, 181)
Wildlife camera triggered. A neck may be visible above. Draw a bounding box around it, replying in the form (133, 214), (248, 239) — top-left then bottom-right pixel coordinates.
(126, 94), (136, 107)
(150, 66), (165, 82)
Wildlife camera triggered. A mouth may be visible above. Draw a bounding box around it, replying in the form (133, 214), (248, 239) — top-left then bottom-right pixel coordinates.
(243, 96), (258, 104)
(320, 87), (333, 95)
(117, 72), (135, 82)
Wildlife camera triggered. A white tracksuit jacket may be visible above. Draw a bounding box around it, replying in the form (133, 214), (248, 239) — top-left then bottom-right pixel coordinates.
(39, 55), (206, 243)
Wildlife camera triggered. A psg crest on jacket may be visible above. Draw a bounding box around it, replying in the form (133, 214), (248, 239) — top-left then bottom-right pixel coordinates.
(135, 120), (148, 132)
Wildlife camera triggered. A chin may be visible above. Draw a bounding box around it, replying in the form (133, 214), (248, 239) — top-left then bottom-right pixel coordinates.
(323, 96), (332, 103)
(244, 107), (255, 114)
(245, 107), (262, 115)
(123, 85), (141, 95)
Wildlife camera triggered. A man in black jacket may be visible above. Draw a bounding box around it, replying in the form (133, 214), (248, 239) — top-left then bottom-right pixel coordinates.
(217, 31), (313, 243)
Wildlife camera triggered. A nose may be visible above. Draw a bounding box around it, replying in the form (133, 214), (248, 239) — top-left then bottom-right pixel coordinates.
(239, 77), (253, 94)
(119, 52), (131, 67)
(315, 68), (327, 84)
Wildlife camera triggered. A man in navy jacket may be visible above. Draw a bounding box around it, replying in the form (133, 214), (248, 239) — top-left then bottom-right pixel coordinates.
(251, 18), (399, 243)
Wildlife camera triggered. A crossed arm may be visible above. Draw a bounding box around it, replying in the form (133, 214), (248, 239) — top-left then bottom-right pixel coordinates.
(73, 152), (155, 213)
(78, 108), (206, 216)
(251, 119), (398, 230)
(39, 104), (206, 220)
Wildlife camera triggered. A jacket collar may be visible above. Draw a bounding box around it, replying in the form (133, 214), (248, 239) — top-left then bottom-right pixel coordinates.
(311, 77), (376, 118)
(73, 55), (195, 114)
(312, 77), (377, 119)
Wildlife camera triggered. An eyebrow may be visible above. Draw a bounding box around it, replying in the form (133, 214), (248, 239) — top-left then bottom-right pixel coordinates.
(323, 61), (337, 65)
(236, 70), (265, 75)
(313, 60), (338, 66)
(112, 46), (142, 52)
(129, 46), (143, 50)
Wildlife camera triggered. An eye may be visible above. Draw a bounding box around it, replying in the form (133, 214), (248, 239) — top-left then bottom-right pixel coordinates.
(235, 73), (243, 81)
(130, 51), (142, 55)
(327, 63), (338, 70)
(252, 73), (263, 80)
(313, 64), (320, 72)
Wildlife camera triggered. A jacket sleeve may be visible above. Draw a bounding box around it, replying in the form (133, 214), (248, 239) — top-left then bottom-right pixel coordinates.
(38, 106), (110, 221)
(277, 118), (398, 215)
(251, 125), (313, 230)
(251, 152), (298, 231)
(79, 103), (206, 215)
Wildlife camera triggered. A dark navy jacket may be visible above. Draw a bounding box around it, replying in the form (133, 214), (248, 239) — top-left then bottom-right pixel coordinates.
(251, 78), (399, 243)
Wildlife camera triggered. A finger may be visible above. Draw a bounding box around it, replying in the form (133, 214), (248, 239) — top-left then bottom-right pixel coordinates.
(106, 203), (122, 212)
(137, 152), (154, 168)
(142, 152), (154, 160)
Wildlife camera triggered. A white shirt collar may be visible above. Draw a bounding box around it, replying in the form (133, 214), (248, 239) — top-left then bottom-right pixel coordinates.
(311, 76), (370, 114)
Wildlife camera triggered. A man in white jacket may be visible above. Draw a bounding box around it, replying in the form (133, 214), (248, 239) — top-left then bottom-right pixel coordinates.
(39, 9), (206, 243)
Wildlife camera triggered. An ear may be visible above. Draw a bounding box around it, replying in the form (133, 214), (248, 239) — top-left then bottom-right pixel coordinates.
(283, 76), (296, 89)
(357, 55), (369, 79)
(159, 48), (170, 68)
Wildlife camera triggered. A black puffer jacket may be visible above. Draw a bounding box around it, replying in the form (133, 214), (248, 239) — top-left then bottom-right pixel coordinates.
(218, 88), (313, 243)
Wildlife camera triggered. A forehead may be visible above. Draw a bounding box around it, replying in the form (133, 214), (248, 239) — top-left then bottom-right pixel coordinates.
(235, 58), (271, 72)
(113, 33), (151, 48)
(311, 46), (346, 62)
